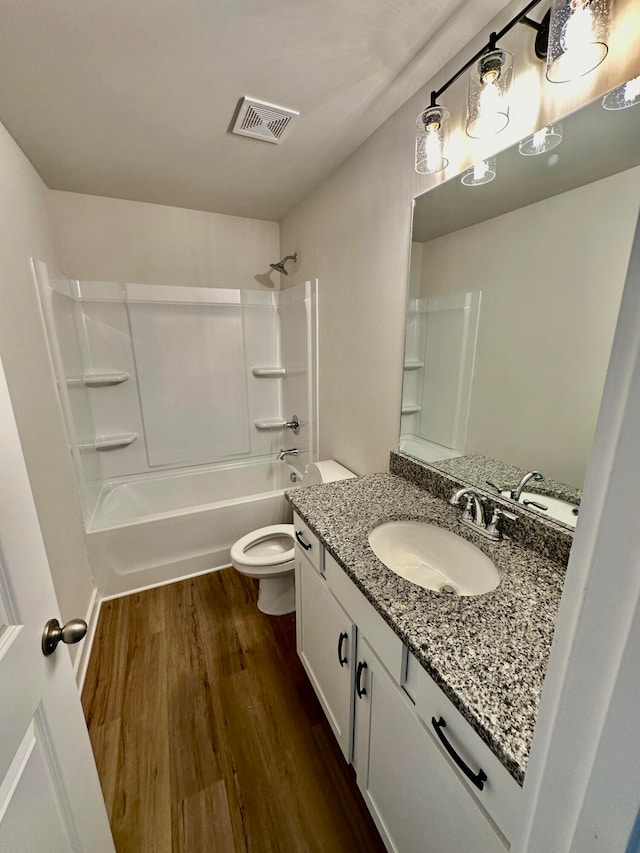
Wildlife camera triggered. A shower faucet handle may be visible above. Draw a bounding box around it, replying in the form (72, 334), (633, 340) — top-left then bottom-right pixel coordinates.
(283, 415), (300, 435)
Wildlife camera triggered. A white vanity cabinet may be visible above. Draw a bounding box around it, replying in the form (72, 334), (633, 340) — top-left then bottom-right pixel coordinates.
(293, 513), (521, 852)
(294, 522), (354, 760)
(354, 636), (507, 853)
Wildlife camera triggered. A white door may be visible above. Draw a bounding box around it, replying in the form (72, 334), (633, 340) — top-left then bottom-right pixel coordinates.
(0, 358), (114, 852)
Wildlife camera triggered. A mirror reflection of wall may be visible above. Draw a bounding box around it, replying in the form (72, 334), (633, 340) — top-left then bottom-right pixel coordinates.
(401, 92), (640, 494)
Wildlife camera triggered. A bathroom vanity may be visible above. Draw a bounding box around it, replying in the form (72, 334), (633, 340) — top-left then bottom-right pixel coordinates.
(287, 454), (570, 851)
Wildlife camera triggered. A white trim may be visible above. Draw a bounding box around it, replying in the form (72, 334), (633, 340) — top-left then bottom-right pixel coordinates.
(74, 586), (100, 692)
(99, 563), (229, 603)
(515, 211), (640, 851)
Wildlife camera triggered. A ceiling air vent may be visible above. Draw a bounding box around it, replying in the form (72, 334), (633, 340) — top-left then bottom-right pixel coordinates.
(232, 97), (300, 144)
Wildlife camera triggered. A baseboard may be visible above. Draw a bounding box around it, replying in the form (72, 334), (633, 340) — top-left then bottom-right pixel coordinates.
(100, 562), (230, 603)
(74, 586), (101, 692)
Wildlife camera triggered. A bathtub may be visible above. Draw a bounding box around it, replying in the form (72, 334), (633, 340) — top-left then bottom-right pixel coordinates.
(86, 459), (295, 597)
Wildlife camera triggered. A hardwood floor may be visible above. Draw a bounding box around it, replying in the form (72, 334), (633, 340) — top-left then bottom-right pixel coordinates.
(82, 568), (387, 853)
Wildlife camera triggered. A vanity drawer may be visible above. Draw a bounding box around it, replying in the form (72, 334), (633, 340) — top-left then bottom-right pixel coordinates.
(325, 552), (404, 683)
(293, 512), (322, 573)
(406, 652), (521, 843)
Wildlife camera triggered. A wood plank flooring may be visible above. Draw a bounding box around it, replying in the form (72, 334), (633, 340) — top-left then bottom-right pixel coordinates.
(82, 568), (387, 853)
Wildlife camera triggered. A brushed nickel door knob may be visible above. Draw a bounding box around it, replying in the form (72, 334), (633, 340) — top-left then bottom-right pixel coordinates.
(42, 618), (88, 656)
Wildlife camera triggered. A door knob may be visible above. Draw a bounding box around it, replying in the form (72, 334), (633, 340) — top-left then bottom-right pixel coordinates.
(42, 618), (88, 656)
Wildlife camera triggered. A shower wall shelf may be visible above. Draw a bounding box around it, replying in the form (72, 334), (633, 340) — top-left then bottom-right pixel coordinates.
(254, 419), (287, 431)
(251, 367), (286, 378)
(401, 405), (421, 415)
(66, 371), (130, 388)
(79, 432), (138, 451)
(403, 360), (424, 371)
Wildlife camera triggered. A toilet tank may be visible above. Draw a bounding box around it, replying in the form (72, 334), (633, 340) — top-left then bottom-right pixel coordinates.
(300, 460), (356, 487)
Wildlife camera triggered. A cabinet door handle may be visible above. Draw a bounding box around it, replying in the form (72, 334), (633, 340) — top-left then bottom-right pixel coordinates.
(431, 717), (487, 791)
(356, 660), (368, 698)
(295, 530), (312, 551)
(337, 632), (348, 667)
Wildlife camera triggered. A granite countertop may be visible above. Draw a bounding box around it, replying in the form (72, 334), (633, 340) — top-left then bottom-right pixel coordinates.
(286, 472), (566, 786)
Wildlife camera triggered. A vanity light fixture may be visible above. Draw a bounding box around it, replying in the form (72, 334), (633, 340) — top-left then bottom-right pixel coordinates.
(466, 48), (514, 138)
(518, 121), (563, 155)
(602, 75), (640, 110)
(545, 0), (611, 83)
(414, 0), (615, 173)
(415, 104), (450, 174)
(461, 158), (497, 187)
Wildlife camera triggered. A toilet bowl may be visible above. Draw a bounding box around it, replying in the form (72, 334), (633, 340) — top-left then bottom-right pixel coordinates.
(230, 460), (355, 615)
(230, 524), (296, 615)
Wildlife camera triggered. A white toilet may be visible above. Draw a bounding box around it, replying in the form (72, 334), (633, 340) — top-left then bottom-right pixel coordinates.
(230, 460), (355, 615)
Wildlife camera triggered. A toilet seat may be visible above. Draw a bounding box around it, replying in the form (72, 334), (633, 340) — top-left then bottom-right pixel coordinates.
(230, 524), (295, 568)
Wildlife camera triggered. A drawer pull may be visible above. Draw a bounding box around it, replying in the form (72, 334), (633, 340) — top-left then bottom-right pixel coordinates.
(356, 660), (368, 698)
(337, 632), (348, 667)
(295, 530), (312, 551)
(431, 716), (487, 791)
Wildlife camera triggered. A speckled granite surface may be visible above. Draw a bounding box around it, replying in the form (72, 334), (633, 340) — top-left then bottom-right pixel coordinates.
(391, 451), (574, 566)
(286, 473), (566, 786)
(429, 453), (582, 508)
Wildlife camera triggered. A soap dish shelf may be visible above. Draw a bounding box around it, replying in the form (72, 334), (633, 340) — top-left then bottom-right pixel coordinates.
(79, 432), (138, 451)
(255, 419), (287, 431)
(251, 367), (286, 378)
(401, 405), (421, 415)
(66, 371), (130, 388)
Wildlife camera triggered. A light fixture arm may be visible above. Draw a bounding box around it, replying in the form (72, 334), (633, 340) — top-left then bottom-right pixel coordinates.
(427, 0), (548, 109)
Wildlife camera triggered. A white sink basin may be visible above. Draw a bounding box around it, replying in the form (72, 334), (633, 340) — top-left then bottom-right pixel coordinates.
(368, 521), (500, 596)
(501, 490), (578, 528)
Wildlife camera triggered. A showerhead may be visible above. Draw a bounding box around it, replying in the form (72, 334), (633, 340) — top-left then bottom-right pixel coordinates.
(269, 252), (298, 276)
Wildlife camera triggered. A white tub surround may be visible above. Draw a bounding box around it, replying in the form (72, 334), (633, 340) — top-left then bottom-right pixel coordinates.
(34, 267), (319, 596)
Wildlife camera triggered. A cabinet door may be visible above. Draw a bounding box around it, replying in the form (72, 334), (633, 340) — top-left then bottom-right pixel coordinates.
(354, 638), (507, 853)
(296, 550), (354, 760)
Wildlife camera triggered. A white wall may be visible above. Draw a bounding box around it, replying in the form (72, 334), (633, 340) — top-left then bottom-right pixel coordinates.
(47, 191), (280, 289)
(280, 0), (640, 475)
(0, 122), (94, 631)
(418, 166), (640, 487)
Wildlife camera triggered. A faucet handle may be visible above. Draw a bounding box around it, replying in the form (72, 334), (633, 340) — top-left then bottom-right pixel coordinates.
(486, 507), (518, 540)
(283, 415), (300, 435)
(485, 480), (503, 493)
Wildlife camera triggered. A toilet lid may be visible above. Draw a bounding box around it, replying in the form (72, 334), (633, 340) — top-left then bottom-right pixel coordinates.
(230, 524), (295, 567)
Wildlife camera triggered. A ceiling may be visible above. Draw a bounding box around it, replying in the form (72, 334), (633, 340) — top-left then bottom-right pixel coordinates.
(0, 0), (511, 222)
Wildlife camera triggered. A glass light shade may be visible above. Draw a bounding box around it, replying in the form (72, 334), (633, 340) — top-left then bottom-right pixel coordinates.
(461, 158), (497, 187)
(415, 106), (450, 174)
(519, 122), (564, 155)
(466, 49), (513, 139)
(602, 76), (640, 110)
(546, 0), (610, 83)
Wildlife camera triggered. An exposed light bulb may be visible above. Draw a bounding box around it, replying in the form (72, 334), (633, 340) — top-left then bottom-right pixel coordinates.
(425, 124), (443, 168)
(478, 81), (504, 132)
(415, 106), (449, 174)
(546, 0), (610, 83)
(602, 76), (640, 111)
(466, 50), (513, 138)
(519, 122), (563, 156)
(461, 158), (496, 187)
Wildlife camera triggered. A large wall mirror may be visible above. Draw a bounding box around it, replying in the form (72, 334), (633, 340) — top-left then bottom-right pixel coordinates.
(400, 88), (640, 529)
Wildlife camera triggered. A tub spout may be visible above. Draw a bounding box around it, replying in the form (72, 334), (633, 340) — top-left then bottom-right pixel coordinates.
(277, 448), (298, 461)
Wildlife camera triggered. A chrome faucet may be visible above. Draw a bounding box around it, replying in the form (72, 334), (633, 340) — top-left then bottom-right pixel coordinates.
(450, 488), (487, 528)
(511, 471), (544, 501)
(277, 448), (299, 461)
(450, 487), (517, 540)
